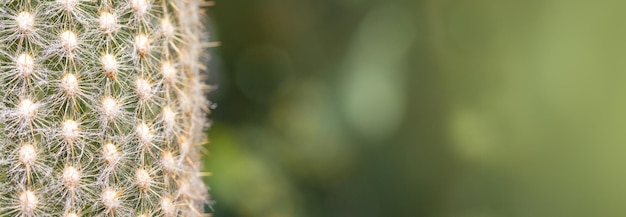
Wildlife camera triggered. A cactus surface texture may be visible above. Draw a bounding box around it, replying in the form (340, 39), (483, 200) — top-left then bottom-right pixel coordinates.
(0, 0), (212, 215)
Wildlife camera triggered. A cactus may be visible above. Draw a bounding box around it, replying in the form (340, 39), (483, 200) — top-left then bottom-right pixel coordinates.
(0, 0), (212, 216)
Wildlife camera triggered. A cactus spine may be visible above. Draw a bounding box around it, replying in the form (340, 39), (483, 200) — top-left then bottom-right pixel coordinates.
(0, 0), (212, 215)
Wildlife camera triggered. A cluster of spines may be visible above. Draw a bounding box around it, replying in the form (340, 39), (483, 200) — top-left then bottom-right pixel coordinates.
(0, 0), (211, 216)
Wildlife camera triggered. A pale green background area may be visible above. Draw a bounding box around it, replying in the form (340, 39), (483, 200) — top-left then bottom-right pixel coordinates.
(205, 0), (626, 216)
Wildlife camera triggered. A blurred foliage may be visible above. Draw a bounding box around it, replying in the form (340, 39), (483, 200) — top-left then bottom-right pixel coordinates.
(205, 0), (626, 216)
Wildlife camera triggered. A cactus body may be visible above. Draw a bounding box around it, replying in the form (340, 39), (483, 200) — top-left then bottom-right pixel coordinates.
(0, 0), (211, 216)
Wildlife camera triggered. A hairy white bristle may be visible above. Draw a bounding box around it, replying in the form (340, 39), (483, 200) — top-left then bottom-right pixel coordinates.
(102, 143), (118, 165)
(16, 12), (34, 33)
(134, 34), (150, 56)
(18, 99), (37, 121)
(62, 120), (79, 143)
(60, 31), (78, 52)
(136, 122), (152, 146)
(160, 197), (175, 216)
(57, 0), (79, 12)
(162, 106), (176, 129)
(161, 62), (176, 85)
(62, 166), (80, 188)
(130, 0), (149, 17)
(18, 144), (36, 166)
(178, 179), (190, 196)
(101, 188), (119, 210)
(100, 54), (118, 77)
(99, 12), (117, 34)
(179, 138), (193, 155)
(161, 151), (175, 172)
(61, 74), (79, 96)
(64, 212), (78, 217)
(161, 18), (174, 38)
(102, 97), (120, 120)
(135, 78), (151, 100)
(16, 53), (34, 78)
(19, 190), (38, 215)
(135, 169), (151, 191)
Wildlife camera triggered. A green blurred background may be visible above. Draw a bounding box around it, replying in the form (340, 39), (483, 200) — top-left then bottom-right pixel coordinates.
(205, 0), (626, 216)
